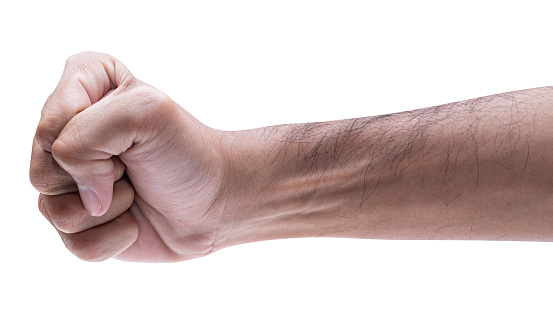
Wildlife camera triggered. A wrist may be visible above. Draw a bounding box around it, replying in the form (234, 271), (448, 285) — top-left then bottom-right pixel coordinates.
(216, 124), (370, 248)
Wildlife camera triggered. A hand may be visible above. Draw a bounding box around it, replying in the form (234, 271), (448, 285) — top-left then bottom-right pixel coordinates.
(30, 52), (229, 262)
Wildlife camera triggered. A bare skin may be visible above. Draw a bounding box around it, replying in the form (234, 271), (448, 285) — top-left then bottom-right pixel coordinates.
(30, 52), (553, 262)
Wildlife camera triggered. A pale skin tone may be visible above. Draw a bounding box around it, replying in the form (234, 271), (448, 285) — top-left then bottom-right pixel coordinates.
(30, 52), (553, 262)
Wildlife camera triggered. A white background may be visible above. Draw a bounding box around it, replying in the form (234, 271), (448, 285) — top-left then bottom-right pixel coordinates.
(2, 1), (553, 310)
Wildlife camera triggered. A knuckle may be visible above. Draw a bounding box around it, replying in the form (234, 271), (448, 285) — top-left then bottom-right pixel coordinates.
(60, 234), (103, 262)
(29, 162), (47, 192)
(65, 52), (103, 67)
(37, 194), (52, 224)
(73, 239), (107, 262)
(30, 179), (60, 195)
(131, 86), (175, 117)
(34, 119), (58, 152)
(40, 93), (53, 116)
(60, 229), (107, 262)
(65, 54), (89, 73)
(30, 174), (73, 195)
(133, 85), (171, 105)
(40, 195), (83, 233)
(117, 70), (139, 89)
(52, 211), (80, 234)
(119, 85), (176, 135)
(29, 162), (69, 195)
(29, 152), (76, 195)
(65, 53), (84, 65)
(51, 137), (74, 165)
(65, 52), (117, 76)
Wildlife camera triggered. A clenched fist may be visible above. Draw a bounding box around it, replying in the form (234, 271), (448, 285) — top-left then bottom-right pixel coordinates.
(30, 52), (231, 262)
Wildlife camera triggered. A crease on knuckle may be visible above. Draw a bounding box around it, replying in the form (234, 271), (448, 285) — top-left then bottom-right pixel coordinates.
(41, 93), (53, 116)
(35, 119), (58, 152)
(52, 197), (85, 234)
(73, 239), (106, 262)
(29, 162), (48, 192)
(39, 193), (84, 233)
(51, 137), (75, 167)
(60, 233), (106, 262)
(30, 165), (69, 195)
(131, 86), (175, 130)
(65, 52), (100, 71)
(38, 194), (53, 224)
(132, 86), (172, 111)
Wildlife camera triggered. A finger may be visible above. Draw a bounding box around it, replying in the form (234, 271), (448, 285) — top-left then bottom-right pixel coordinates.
(30, 138), (127, 195)
(30, 138), (75, 195)
(34, 52), (136, 153)
(51, 85), (176, 216)
(112, 157), (127, 182)
(39, 177), (135, 233)
(59, 212), (139, 262)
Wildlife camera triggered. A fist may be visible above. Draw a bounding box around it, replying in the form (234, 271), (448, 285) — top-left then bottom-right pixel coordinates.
(30, 52), (232, 262)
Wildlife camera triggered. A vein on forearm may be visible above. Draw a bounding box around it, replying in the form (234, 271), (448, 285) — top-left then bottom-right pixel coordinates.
(225, 87), (553, 243)
(268, 89), (541, 213)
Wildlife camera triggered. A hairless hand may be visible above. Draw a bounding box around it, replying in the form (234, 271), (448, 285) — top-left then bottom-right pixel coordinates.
(30, 52), (231, 262)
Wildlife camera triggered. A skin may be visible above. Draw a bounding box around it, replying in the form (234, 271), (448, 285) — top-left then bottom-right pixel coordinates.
(30, 52), (553, 262)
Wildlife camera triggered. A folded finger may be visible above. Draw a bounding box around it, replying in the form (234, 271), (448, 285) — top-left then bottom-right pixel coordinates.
(30, 138), (127, 195)
(35, 52), (136, 153)
(58, 212), (139, 262)
(39, 177), (134, 233)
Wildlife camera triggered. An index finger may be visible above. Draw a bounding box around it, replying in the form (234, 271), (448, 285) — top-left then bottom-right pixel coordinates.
(34, 52), (135, 152)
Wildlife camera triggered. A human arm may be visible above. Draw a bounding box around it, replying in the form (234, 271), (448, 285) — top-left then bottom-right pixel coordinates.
(30, 52), (553, 262)
(219, 86), (553, 245)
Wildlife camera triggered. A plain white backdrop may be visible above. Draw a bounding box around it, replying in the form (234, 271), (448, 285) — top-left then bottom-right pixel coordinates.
(2, 1), (553, 310)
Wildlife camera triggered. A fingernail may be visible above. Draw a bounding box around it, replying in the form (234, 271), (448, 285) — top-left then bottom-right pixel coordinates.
(78, 185), (102, 216)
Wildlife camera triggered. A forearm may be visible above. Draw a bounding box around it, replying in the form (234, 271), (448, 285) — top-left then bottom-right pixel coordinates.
(219, 86), (553, 247)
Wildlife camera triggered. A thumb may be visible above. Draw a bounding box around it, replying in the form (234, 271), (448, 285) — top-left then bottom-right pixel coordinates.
(51, 85), (172, 216)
